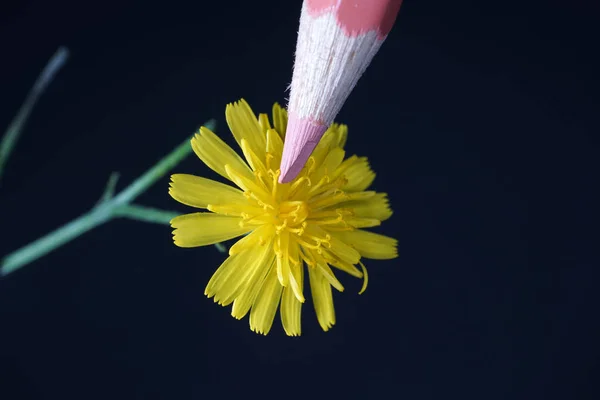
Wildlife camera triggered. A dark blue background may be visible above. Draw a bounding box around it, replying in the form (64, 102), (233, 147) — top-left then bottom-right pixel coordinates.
(1, 0), (598, 399)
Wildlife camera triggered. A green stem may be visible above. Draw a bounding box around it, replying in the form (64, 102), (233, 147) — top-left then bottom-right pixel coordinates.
(1, 205), (112, 276)
(113, 204), (178, 224)
(0, 47), (69, 185)
(112, 119), (215, 206)
(1, 119), (225, 277)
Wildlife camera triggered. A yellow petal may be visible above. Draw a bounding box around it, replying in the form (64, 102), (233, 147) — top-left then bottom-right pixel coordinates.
(205, 252), (244, 301)
(310, 124), (341, 167)
(321, 147), (345, 175)
(266, 128), (283, 172)
(301, 224), (361, 269)
(225, 165), (273, 207)
(336, 156), (375, 192)
(287, 242), (305, 302)
(305, 223), (361, 265)
(326, 256), (363, 278)
(312, 147), (345, 184)
(225, 99), (266, 161)
(170, 213), (252, 248)
(329, 236), (361, 265)
(231, 246), (275, 319)
(191, 127), (253, 182)
(207, 202), (262, 218)
(271, 103), (287, 139)
(335, 192), (393, 221)
(206, 244), (267, 306)
(280, 267), (303, 336)
(309, 189), (376, 210)
(228, 224), (274, 255)
(257, 113), (271, 134)
(169, 174), (245, 209)
(275, 230), (290, 287)
(249, 270), (283, 335)
(335, 229), (398, 260)
(335, 124), (348, 149)
(240, 139), (267, 173)
(316, 263), (345, 292)
(309, 267), (336, 331)
(344, 217), (381, 228)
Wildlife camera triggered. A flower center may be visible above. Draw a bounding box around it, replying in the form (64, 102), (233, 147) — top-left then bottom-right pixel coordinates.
(275, 200), (309, 228)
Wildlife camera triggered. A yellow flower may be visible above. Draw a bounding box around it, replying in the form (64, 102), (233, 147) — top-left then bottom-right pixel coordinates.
(169, 99), (397, 336)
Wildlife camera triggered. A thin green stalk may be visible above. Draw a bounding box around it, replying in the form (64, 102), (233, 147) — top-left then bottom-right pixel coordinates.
(1, 119), (225, 277)
(113, 204), (178, 224)
(0, 47), (69, 185)
(1, 206), (112, 276)
(112, 120), (215, 205)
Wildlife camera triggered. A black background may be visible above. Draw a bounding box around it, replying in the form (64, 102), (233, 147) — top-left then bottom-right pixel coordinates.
(1, 0), (598, 399)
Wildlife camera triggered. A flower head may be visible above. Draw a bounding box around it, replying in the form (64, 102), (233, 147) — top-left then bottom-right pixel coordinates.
(169, 99), (397, 336)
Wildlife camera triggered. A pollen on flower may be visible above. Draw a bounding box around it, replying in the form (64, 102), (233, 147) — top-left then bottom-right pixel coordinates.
(169, 99), (397, 336)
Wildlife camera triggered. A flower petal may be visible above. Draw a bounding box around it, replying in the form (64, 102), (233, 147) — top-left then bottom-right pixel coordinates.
(336, 156), (375, 192)
(287, 242), (305, 302)
(309, 189), (376, 210)
(310, 124), (342, 167)
(335, 229), (398, 260)
(271, 103), (287, 139)
(335, 192), (393, 221)
(329, 236), (361, 265)
(225, 165), (274, 207)
(275, 230), (290, 287)
(309, 267), (336, 331)
(240, 139), (267, 173)
(312, 147), (345, 184)
(226, 99), (266, 162)
(228, 224), (274, 255)
(171, 213), (252, 248)
(344, 217), (381, 228)
(280, 266), (304, 336)
(249, 269), (283, 335)
(231, 245), (275, 319)
(206, 242), (271, 307)
(205, 251), (245, 302)
(316, 262), (344, 292)
(191, 127), (253, 182)
(326, 256), (363, 278)
(266, 129), (283, 171)
(258, 113), (271, 134)
(335, 124), (348, 149)
(169, 174), (245, 209)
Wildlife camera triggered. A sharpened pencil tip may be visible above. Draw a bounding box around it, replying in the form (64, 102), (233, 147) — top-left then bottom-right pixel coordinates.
(279, 156), (309, 183)
(279, 114), (328, 183)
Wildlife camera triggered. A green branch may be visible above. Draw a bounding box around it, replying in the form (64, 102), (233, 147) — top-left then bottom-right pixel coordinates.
(113, 204), (179, 224)
(0, 48), (227, 277)
(0, 47), (70, 185)
(1, 206), (113, 276)
(1, 119), (226, 277)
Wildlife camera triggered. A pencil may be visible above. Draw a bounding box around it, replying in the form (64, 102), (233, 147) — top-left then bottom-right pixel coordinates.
(279, 0), (403, 183)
